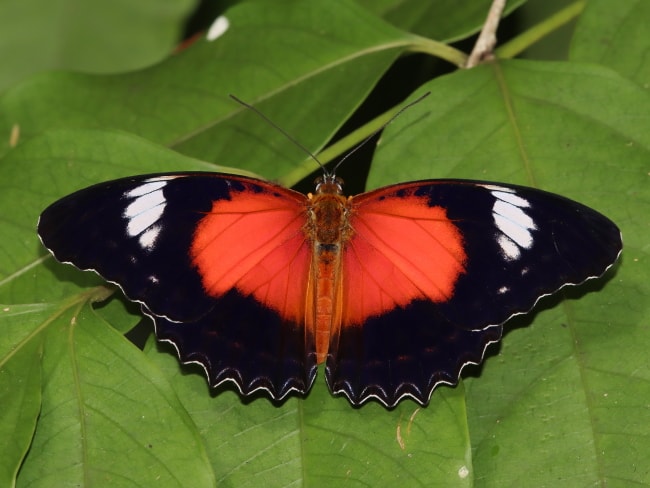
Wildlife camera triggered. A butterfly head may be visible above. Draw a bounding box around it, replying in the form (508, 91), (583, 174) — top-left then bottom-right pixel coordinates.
(314, 173), (344, 195)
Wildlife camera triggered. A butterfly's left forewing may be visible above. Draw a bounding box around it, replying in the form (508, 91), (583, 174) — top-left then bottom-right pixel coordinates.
(38, 173), (317, 400)
(326, 180), (622, 407)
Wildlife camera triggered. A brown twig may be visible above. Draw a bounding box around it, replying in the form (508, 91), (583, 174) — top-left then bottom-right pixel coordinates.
(466, 0), (506, 67)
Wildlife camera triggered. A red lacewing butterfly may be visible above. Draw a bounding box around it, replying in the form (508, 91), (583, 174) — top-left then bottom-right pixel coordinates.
(37, 102), (622, 407)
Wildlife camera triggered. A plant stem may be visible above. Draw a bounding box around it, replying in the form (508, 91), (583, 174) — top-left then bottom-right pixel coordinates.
(466, 0), (506, 67)
(408, 37), (468, 68)
(496, 0), (586, 59)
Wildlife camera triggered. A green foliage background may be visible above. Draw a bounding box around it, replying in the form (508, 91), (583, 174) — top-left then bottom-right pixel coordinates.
(0, 0), (648, 486)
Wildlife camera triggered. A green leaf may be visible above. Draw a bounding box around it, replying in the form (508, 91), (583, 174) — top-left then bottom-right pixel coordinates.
(149, 343), (475, 487)
(0, 0), (197, 91)
(10, 293), (215, 487)
(0, 0), (413, 173)
(570, 0), (650, 88)
(373, 59), (650, 486)
(0, 304), (44, 487)
(2, 1), (649, 486)
(371, 60), (647, 189)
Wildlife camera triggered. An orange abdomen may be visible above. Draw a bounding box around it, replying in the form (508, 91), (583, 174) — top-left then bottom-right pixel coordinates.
(307, 185), (349, 363)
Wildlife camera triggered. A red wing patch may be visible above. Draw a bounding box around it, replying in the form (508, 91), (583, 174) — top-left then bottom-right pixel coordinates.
(342, 185), (467, 327)
(190, 183), (311, 325)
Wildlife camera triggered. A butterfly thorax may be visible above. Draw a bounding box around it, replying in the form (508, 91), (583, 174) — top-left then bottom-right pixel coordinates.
(307, 176), (351, 362)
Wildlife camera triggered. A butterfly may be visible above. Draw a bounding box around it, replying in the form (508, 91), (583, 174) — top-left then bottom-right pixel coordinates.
(38, 171), (622, 407)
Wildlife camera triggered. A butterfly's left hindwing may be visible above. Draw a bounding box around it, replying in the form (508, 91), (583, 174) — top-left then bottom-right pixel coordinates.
(38, 173), (317, 400)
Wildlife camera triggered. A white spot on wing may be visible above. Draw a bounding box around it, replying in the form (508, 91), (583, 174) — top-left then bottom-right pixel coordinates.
(493, 201), (535, 249)
(125, 180), (167, 198)
(480, 184), (506, 192)
(124, 187), (165, 219)
(138, 225), (162, 250)
(497, 234), (521, 260)
(207, 16), (230, 41)
(483, 185), (537, 262)
(125, 196), (166, 237)
(123, 180), (169, 250)
(491, 189), (530, 208)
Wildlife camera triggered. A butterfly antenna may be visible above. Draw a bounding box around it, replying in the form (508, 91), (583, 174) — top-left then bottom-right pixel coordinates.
(229, 94), (328, 175)
(331, 91), (431, 175)
(230, 92), (430, 178)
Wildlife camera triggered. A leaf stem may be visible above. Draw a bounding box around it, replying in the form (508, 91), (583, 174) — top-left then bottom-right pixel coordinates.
(407, 36), (468, 67)
(496, 0), (587, 59)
